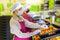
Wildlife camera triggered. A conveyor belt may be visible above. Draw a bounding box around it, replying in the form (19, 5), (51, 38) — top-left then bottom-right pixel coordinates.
(40, 29), (60, 39)
(39, 19), (60, 40)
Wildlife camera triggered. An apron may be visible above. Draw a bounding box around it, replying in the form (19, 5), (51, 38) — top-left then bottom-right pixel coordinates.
(21, 13), (33, 22)
(22, 13), (37, 23)
(13, 21), (32, 40)
(13, 13), (35, 40)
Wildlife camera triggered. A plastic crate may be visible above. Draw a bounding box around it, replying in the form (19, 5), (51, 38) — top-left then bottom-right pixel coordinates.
(0, 16), (11, 40)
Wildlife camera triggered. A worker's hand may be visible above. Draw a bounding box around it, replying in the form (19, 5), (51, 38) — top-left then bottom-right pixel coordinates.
(38, 19), (45, 25)
(33, 30), (41, 35)
(40, 24), (48, 29)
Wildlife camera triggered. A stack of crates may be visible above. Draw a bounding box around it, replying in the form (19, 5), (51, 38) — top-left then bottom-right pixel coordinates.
(0, 16), (11, 40)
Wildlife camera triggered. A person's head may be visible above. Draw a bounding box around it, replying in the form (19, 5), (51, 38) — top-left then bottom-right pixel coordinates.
(22, 5), (31, 13)
(10, 3), (23, 16)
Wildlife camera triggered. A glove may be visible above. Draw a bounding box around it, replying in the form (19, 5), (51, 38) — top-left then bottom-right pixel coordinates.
(33, 30), (41, 35)
(38, 19), (45, 25)
(40, 24), (48, 29)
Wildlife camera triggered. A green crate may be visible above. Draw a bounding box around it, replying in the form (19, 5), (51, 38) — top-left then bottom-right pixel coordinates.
(49, 0), (54, 9)
(0, 3), (4, 12)
(7, 2), (12, 8)
(21, 2), (25, 6)
(30, 5), (39, 12)
(56, 18), (60, 23)
(39, 4), (44, 11)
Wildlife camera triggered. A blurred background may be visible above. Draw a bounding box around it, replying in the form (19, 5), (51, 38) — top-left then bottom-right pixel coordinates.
(0, 0), (60, 16)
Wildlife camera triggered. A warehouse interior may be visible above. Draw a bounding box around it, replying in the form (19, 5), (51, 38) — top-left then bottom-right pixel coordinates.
(0, 0), (60, 40)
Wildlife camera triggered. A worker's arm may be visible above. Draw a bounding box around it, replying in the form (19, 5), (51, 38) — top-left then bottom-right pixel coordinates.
(21, 16), (48, 29)
(20, 16), (41, 28)
(10, 18), (41, 38)
(25, 20), (48, 29)
(25, 21), (41, 28)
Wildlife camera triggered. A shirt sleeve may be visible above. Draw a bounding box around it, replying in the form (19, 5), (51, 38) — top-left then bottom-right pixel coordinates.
(10, 18), (36, 38)
(24, 19), (41, 28)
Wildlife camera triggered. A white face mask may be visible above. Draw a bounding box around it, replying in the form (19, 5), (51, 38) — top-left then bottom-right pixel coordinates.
(17, 11), (23, 16)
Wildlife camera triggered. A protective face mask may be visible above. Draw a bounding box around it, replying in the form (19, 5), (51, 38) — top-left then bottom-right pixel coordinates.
(17, 11), (23, 16)
(26, 10), (30, 13)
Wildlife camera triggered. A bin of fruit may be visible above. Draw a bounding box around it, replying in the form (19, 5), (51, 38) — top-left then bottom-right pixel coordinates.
(33, 25), (60, 40)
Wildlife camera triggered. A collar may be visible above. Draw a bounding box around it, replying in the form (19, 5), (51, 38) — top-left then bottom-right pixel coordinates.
(13, 15), (23, 21)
